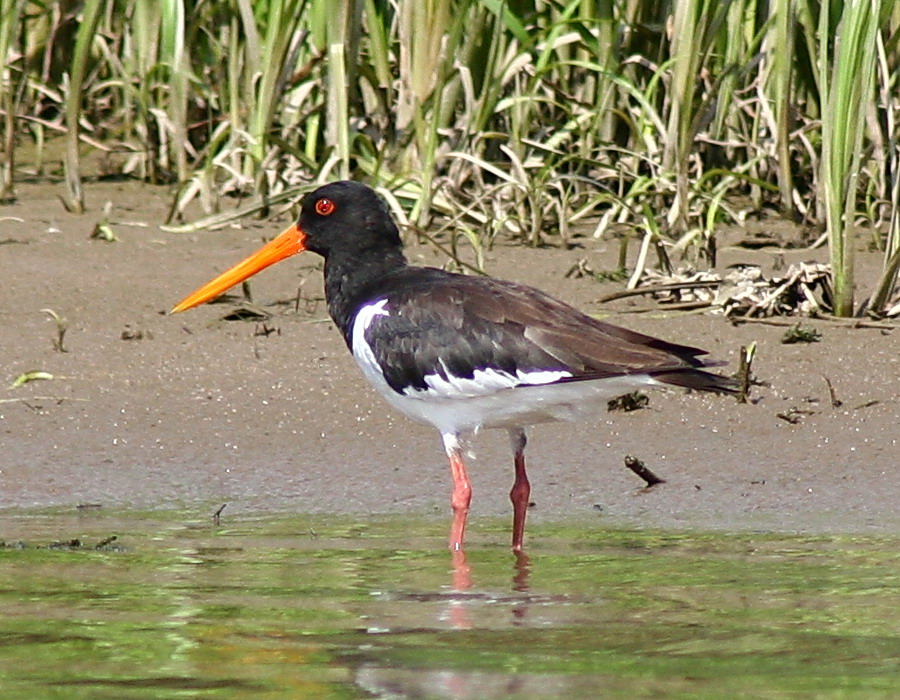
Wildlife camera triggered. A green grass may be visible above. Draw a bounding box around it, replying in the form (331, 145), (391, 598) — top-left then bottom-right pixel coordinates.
(1, 0), (899, 314)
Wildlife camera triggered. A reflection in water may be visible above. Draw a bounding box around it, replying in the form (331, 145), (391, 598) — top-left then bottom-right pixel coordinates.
(356, 664), (582, 700)
(444, 548), (532, 633)
(512, 549), (531, 592)
(0, 513), (899, 700)
(429, 548), (539, 697)
(511, 550), (532, 626)
(450, 548), (472, 591)
(449, 546), (531, 593)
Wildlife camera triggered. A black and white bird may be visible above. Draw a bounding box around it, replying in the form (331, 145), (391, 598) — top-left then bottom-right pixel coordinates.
(172, 180), (736, 552)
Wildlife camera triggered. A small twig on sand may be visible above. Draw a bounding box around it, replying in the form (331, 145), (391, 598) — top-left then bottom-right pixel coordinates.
(777, 408), (816, 424)
(823, 376), (843, 408)
(624, 455), (666, 487)
(598, 280), (721, 304)
(213, 503), (227, 525)
(0, 396), (89, 405)
(730, 315), (897, 330)
(736, 342), (756, 404)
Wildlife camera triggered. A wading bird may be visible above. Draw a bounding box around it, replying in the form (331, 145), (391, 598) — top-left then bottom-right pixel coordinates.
(173, 181), (735, 552)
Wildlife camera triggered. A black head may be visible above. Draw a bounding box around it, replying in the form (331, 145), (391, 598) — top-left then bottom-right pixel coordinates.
(171, 180), (406, 314)
(298, 181), (403, 259)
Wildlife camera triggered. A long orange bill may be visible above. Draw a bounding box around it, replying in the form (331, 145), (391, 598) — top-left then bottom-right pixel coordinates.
(171, 224), (306, 313)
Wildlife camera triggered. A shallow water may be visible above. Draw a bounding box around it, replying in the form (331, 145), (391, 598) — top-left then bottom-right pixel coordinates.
(1, 510), (899, 699)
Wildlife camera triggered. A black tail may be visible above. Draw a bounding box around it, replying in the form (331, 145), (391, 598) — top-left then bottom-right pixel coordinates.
(652, 368), (738, 394)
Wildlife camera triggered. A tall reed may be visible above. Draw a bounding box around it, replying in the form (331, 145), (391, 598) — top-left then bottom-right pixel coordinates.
(1, 0), (897, 312)
(62, 0), (104, 213)
(819, 0), (879, 316)
(0, 0), (24, 200)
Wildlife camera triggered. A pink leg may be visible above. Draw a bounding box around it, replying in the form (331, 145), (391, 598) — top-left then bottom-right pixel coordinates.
(443, 433), (472, 552)
(508, 428), (530, 552)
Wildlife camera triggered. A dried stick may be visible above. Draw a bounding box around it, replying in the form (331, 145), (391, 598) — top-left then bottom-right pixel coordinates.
(624, 455), (666, 487)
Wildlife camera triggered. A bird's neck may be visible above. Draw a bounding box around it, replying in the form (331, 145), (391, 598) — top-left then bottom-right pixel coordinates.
(323, 247), (407, 346)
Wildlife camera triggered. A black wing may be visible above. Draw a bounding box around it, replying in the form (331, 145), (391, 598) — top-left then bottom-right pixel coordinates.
(357, 268), (736, 396)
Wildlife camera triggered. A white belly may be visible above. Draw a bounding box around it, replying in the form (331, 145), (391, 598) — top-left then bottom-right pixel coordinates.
(350, 299), (660, 434)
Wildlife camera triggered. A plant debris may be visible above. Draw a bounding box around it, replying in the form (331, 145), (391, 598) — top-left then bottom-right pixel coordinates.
(628, 263), (836, 317)
(776, 407), (817, 424)
(221, 305), (270, 321)
(782, 323), (822, 344)
(718, 263), (833, 316)
(630, 269), (721, 304)
(253, 322), (280, 337)
(41, 308), (68, 352)
(884, 293), (900, 318)
(565, 258), (629, 283)
(10, 370), (53, 389)
(2, 535), (121, 551)
(89, 202), (118, 241)
(121, 325), (152, 340)
(607, 391), (649, 412)
(735, 342), (757, 404)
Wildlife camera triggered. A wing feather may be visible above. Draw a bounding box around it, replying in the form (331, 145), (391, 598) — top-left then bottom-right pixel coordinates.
(358, 268), (735, 396)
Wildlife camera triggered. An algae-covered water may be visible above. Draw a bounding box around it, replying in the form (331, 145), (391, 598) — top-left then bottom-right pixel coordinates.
(1, 510), (898, 699)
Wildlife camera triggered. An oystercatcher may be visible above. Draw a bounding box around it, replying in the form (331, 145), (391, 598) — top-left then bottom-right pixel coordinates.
(172, 181), (736, 552)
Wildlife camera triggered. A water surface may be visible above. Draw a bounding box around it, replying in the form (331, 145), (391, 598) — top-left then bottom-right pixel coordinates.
(1, 510), (898, 698)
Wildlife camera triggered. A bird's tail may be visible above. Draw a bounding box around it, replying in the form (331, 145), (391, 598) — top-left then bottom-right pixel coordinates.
(652, 368), (739, 394)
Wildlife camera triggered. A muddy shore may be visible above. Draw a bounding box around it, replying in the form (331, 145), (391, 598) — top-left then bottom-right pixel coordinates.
(2, 179), (898, 536)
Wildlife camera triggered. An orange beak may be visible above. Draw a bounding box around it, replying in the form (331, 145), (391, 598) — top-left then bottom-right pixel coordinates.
(171, 223), (306, 313)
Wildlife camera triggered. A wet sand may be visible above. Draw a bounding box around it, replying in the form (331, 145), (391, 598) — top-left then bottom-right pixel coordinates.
(2, 179), (898, 536)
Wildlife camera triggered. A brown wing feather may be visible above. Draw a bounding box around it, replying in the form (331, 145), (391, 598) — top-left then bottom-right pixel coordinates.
(460, 277), (708, 367)
(368, 267), (736, 394)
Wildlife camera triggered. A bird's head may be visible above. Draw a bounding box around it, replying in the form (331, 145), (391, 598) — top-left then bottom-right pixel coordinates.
(171, 180), (400, 313)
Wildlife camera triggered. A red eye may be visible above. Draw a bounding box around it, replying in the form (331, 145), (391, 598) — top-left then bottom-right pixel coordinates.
(315, 197), (336, 216)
